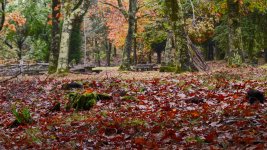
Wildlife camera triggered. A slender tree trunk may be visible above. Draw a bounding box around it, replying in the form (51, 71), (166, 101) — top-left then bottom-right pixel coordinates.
(164, 31), (174, 65)
(156, 52), (161, 64)
(148, 50), (152, 63)
(49, 0), (60, 73)
(120, 0), (137, 70)
(94, 39), (101, 67)
(0, 1), (6, 31)
(133, 19), (138, 65)
(264, 15), (267, 63)
(227, 0), (243, 66)
(204, 39), (214, 61)
(106, 41), (112, 66)
(113, 46), (117, 57)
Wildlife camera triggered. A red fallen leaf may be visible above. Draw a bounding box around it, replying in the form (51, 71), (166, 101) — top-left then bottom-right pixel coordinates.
(110, 135), (124, 141)
(70, 121), (80, 126)
(134, 137), (146, 145)
(233, 94), (239, 99)
(137, 95), (145, 100)
(167, 111), (176, 119)
(151, 125), (161, 133)
(204, 131), (217, 143)
(162, 129), (175, 139)
(202, 103), (210, 111)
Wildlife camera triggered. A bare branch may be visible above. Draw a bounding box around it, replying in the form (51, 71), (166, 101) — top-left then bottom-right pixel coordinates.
(99, 1), (128, 19)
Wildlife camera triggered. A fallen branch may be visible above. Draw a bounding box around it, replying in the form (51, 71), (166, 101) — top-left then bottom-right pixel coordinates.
(0, 71), (21, 83)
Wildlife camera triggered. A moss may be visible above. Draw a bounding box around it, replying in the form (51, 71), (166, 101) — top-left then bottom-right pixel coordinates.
(66, 92), (111, 111)
(66, 93), (96, 111)
(227, 53), (242, 67)
(160, 66), (176, 72)
(57, 68), (69, 74)
(48, 66), (57, 74)
(119, 64), (132, 71)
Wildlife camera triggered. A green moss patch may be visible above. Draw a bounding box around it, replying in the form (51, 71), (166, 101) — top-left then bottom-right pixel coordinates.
(66, 92), (112, 111)
(159, 66), (176, 72)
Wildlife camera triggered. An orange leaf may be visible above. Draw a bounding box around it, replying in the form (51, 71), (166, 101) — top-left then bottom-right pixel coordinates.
(47, 20), (52, 25)
(134, 137), (146, 145)
(84, 88), (94, 94)
(191, 110), (200, 118)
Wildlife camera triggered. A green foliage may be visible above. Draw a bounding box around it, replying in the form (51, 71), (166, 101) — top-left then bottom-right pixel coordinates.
(11, 106), (33, 126)
(4, 0), (50, 60)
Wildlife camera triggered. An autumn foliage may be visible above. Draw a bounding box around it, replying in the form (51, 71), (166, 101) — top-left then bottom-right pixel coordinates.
(0, 64), (266, 149)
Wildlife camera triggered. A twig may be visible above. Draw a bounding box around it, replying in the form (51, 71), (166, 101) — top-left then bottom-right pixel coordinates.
(0, 71), (21, 83)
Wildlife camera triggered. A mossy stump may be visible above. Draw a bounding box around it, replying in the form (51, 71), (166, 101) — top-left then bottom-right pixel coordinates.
(66, 92), (112, 111)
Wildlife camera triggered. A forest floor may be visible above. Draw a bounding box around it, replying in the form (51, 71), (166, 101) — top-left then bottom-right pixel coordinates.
(0, 61), (267, 149)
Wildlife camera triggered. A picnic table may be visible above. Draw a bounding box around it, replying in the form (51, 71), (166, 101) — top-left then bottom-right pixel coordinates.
(134, 63), (160, 71)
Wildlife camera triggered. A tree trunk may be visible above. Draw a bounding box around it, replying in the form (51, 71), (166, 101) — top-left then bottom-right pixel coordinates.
(57, 17), (73, 73)
(69, 16), (83, 64)
(94, 39), (101, 67)
(56, 1), (91, 73)
(227, 0), (243, 66)
(49, 0), (61, 74)
(148, 50), (152, 63)
(164, 31), (174, 65)
(204, 39), (215, 61)
(120, 0), (137, 70)
(106, 41), (112, 66)
(0, 1), (6, 31)
(133, 19), (138, 65)
(166, 0), (194, 73)
(264, 15), (267, 63)
(157, 52), (161, 64)
(113, 46), (117, 57)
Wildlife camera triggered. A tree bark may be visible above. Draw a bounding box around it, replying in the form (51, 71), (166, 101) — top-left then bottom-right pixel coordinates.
(133, 19), (138, 65)
(166, 0), (194, 73)
(264, 15), (267, 63)
(113, 46), (117, 57)
(156, 52), (161, 64)
(227, 0), (243, 66)
(120, 0), (137, 70)
(56, 0), (91, 73)
(0, 0), (6, 31)
(106, 41), (112, 66)
(94, 39), (101, 67)
(57, 17), (73, 73)
(148, 50), (152, 63)
(164, 31), (174, 65)
(49, 0), (61, 74)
